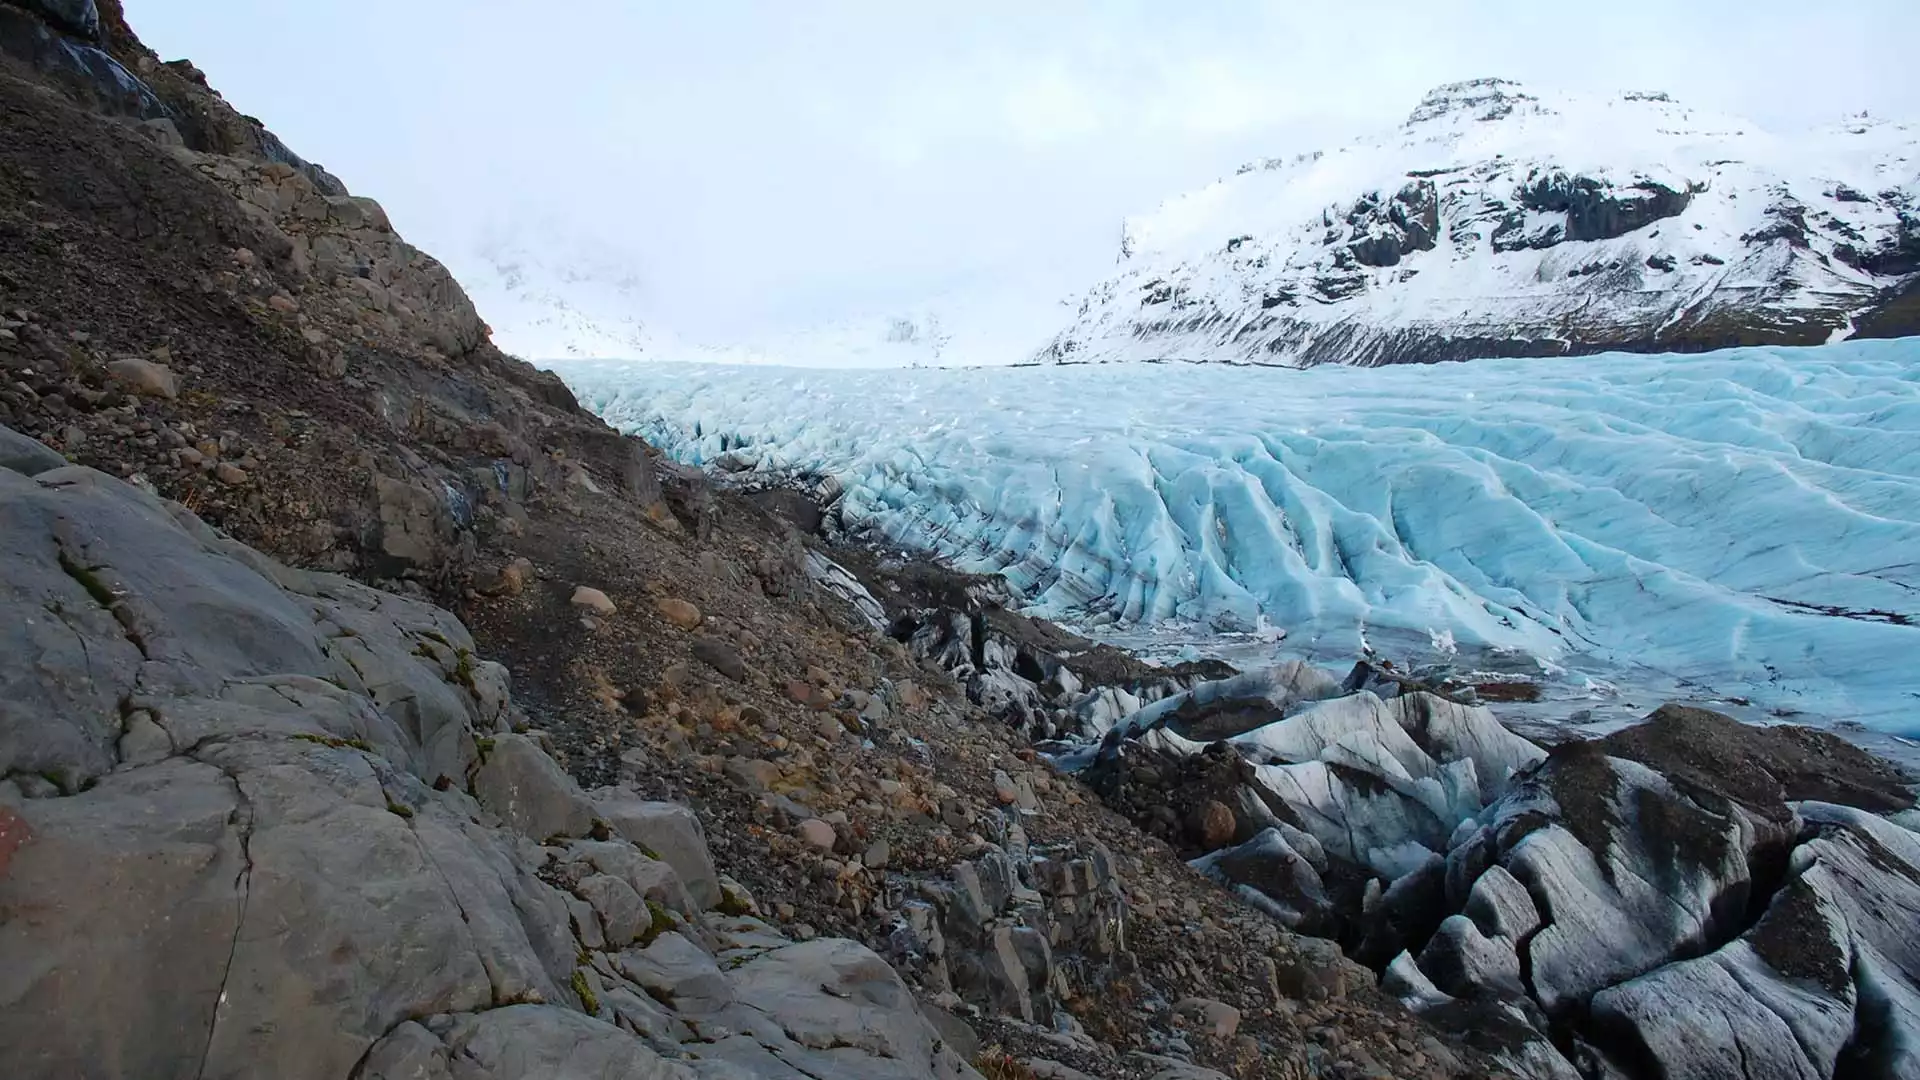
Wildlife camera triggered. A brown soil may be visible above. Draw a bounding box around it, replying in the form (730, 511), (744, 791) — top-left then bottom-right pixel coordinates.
(1600, 704), (1916, 821)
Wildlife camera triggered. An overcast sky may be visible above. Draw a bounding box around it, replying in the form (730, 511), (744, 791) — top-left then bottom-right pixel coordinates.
(130, 1), (1920, 341)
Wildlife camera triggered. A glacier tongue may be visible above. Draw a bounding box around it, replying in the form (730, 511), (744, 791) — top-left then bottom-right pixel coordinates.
(562, 339), (1920, 733)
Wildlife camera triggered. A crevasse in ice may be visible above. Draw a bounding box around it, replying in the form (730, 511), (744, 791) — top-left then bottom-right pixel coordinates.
(562, 339), (1920, 732)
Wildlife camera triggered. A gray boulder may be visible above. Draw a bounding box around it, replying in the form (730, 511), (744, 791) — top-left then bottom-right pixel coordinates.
(562, 838), (697, 917)
(0, 424), (64, 475)
(1191, 827), (1334, 934)
(616, 931), (735, 1016)
(595, 794), (722, 910)
(575, 873), (649, 949)
(0, 461), (980, 1080)
(472, 732), (594, 841)
(362, 1006), (695, 1079)
(729, 937), (978, 1078)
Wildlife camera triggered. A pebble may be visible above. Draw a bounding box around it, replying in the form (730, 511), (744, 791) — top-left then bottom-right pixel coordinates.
(691, 637), (746, 681)
(1202, 1000), (1242, 1038)
(492, 557), (534, 596)
(105, 357), (178, 399)
(570, 586), (616, 616)
(797, 818), (837, 851)
(724, 757), (782, 792)
(655, 597), (703, 629)
(992, 769), (1020, 805)
(214, 462), (248, 485)
(1196, 800), (1237, 849)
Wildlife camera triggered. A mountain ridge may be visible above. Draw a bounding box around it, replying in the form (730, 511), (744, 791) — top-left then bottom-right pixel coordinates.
(446, 77), (1920, 368)
(1041, 77), (1920, 367)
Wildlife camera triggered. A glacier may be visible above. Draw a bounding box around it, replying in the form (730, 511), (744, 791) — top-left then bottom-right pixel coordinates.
(563, 339), (1920, 737)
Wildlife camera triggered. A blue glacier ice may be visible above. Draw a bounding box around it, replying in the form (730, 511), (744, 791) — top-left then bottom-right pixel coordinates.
(562, 340), (1920, 737)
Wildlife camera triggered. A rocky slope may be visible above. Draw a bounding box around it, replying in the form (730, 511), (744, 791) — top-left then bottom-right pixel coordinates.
(0, 4), (1495, 1079)
(0, 448), (977, 1080)
(1043, 78), (1920, 366)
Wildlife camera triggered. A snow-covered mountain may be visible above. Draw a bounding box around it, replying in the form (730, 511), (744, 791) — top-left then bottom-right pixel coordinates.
(451, 220), (654, 360)
(452, 219), (1076, 366)
(654, 278), (1078, 368)
(1044, 79), (1920, 367)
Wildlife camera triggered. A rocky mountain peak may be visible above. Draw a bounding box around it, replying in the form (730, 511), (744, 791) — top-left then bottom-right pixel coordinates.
(1403, 77), (1546, 126)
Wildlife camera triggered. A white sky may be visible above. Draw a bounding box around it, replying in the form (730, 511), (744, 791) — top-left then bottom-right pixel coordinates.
(130, 1), (1920, 342)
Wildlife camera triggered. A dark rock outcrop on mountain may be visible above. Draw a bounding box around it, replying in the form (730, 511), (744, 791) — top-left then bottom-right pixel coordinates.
(1343, 180), (1441, 267)
(1514, 170), (1695, 244)
(16, 0), (95, 38)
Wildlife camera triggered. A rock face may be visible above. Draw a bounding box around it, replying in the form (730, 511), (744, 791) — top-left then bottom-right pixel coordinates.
(0, 1), (162, 121)
(17, 0), (99, 39)
(0, 0), (690, 592)
(0, 440), (980, 1080)
(1044, 78), (1920, 367)
(890, 828), (1130, 1027)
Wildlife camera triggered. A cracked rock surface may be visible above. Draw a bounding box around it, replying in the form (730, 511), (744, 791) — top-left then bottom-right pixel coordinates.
(0, 451), (979, 1080)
